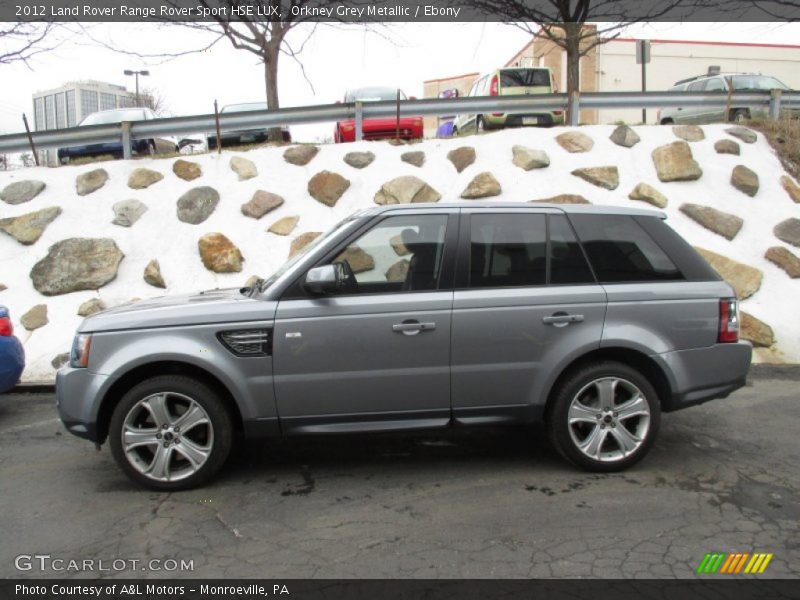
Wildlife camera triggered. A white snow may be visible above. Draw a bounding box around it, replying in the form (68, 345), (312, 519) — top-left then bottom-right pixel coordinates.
(1, 124), (798, 382)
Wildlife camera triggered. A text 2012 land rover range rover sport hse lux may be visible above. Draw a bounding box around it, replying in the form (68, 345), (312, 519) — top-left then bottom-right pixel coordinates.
(57, 203), (752, 490)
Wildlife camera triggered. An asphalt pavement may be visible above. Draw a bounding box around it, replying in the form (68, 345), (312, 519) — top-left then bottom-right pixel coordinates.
(0, 376), (797, 579)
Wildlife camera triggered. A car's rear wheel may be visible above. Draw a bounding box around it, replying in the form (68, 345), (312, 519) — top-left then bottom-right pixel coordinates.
(477, 116), (486, 133)
(109, 375), (233, 490)
(730, 109), (749, 123)
(547, 361), (660, 472)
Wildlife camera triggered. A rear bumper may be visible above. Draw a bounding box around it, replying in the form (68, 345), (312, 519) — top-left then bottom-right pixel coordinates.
(486, 112), (564, 127)
(56, 366), (109, 442)
(655, 342), (752, 412)
(0, 336), (25, 393)
(336, 119), (424, 142)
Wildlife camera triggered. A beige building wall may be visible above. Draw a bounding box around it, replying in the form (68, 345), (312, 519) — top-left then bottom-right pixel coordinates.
(422, 72), (479, 137)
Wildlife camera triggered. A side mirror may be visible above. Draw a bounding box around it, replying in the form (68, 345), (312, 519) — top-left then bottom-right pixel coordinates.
(304, 265), (340, 294)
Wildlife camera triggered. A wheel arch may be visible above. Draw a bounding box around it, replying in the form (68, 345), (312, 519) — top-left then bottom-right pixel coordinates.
(543, 347), (673, 422)
(95, 361), (244, 444)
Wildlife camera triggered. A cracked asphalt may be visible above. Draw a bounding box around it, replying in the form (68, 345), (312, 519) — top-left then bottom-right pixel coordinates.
(0, 376), (798, 579)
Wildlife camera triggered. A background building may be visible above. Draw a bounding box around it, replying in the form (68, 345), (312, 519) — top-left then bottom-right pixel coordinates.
(424, 32), (800, 135)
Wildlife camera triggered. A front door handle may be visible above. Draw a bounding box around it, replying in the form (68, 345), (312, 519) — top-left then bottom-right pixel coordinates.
(392, 320), (436, 335)
(542, 313), (584, 326)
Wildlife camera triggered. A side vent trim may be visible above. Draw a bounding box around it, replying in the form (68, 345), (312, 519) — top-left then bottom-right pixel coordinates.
(217, 329), (272, 357)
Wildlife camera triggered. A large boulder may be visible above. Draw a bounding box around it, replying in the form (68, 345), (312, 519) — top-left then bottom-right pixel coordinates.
(530, 194), (591, 205)
(30, 238), (124, 296)
(0, 206), (61, 245)
(725, 126), (757, 144)
(714, 139), (740, 155)
(343, 151), (375, 169)
(308, 171), (350, 207)
(628, 183), (668, 208)
(52, 353), (70, 370)
(284, 145), (319, 166)
(229, 156), (258, 180)
(680, 204), (743, 240)
(555, 131), (594, 153)
(177, 186), (219, 224)
(1, 180), (45, 205)
(76, 169), (109, 196)
(127, 168), (163, 190)
(374, 176), (441, 205)
(289, 232), (322, 258)
(173, 159), (202, 181)
(774, 218), (800, 248)
(695, 247), (762, 299)
(21, 304), (48, 331)
(336, 246), (375, 273)
(672, 125), (705, 142)
(765, 246), (800, 278)
(390, 234), (410, 256)
(512, 145), (550, 170)
(268, 215), (299, 236)
(779, 175), (800, 203)
(740, 312), (774, 347)
(609, 125), (640, 148)
(447, 146), (476, 172)
(143, 259), (166, 288)
(461, 172), (502, 199)
(730, 165), (759, 197)
(77, 298), (106, 317)
(651, 141), (702, 182)
(112, 199), (147, 227)
(401, 151), (425, 168)
(241, 190), (284, 219)
(385, 259), (410, 282)
(198, 233), (244, 273)
(571, 166), (619, 190)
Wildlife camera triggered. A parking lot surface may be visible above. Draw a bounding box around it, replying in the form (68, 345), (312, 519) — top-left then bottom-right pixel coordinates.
(0, 377), (798, 579)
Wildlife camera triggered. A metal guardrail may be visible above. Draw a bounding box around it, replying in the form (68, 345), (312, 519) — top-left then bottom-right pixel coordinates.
(0, 90), (798, 156)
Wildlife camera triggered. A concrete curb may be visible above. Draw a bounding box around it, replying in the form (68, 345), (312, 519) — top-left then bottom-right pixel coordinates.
(7, 363), (800, 395)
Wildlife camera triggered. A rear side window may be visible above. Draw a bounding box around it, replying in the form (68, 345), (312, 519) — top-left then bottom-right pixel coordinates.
(500, 69), (550, 87)
(469, 214), (547, 287)
(569, 214), (683, 283)
(549, 214), (595, 285)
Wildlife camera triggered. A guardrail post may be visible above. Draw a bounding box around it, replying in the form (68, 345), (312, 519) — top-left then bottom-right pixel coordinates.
(355, 101), (363, 142)
(121, 122), (132, 160)
(569, 91), (580, 127)
(769, 89), (782, 120)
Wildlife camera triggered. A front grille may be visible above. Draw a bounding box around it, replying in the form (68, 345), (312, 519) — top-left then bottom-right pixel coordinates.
(217, 329), (271, 357)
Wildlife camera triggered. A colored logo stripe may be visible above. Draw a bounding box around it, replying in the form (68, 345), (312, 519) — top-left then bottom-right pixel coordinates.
(697, 552), (773, 574)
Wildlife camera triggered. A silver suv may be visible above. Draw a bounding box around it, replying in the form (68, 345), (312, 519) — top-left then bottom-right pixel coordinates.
(57, 203), (752, 490)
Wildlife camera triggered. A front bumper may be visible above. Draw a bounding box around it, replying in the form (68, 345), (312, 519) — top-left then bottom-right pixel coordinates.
(56, 366), (110, 442)
(655, 342), (752, 412)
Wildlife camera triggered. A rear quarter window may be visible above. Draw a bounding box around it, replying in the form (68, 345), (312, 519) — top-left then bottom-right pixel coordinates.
(569, 214), (684, 283)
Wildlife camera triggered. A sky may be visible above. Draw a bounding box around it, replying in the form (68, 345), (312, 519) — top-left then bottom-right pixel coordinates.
(0, 20), (798, 141)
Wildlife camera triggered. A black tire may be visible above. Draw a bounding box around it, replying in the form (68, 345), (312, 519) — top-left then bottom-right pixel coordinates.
(660, 118), (674, 125)
(730, 109), (749, 123)
(108, 375), (233, 491)
(547, 361), (661, 472)
(143, 141), (157, 156)
(476, 115), (486, 133)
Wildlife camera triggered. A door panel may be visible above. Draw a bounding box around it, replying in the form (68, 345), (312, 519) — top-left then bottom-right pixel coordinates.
(273, 292), (452, 429)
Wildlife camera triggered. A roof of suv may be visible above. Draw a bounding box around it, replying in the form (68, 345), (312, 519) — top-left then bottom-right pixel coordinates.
(358, 201), (666, 219)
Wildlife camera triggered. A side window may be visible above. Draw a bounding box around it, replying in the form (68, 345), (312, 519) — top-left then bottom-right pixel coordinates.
(687, 80), (707, 92)
(569, 214), (683, 283)
(331, 215), (448, 294)
(468, 214), (547, 288)
(705, 78), (726, 92)
(548, 214), (595, 285)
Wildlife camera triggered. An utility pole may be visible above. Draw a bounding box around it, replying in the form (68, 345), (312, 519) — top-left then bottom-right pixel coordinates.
(636, 40), (651, 124)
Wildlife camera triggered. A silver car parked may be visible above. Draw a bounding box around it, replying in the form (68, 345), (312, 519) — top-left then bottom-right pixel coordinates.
(57, 203), (752, 490)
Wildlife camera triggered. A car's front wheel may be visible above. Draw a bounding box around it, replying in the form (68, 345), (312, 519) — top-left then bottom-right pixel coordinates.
(108, 375), (233, 490)
(547, 361), (660, 472)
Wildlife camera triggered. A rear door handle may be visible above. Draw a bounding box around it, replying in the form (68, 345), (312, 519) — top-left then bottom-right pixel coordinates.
(392, 321), (436, 335)
(542, 313), (584, 326)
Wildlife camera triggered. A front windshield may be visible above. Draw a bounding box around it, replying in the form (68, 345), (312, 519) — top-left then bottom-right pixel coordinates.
(256, 217), (358, 293)
(344, 87), (406, 102)
(79, 109), (147, 125)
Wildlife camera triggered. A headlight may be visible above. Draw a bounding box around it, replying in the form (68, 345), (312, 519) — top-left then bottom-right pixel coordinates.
(70, 334), (92, 368)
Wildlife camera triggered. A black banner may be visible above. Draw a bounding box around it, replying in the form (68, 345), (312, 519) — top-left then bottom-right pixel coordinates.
(2, 0), (800, 23)
(3, 580), (800, 600)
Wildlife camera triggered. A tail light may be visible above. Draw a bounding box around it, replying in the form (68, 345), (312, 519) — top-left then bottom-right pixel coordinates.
(554, 110), (563, 115)
(490, 75), (503, 117)
(0, 316), (12, 337)
(718, 298), (739, 343)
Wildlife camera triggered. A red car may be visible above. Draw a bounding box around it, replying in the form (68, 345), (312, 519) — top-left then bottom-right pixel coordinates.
(334, 86), (423, 143)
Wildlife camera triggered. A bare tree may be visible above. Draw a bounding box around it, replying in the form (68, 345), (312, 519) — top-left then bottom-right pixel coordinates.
(462, 0), (721, 120)
(0, 22), (59, 66)
(138, 86), (170, 116)
(19, 152), (34, 168)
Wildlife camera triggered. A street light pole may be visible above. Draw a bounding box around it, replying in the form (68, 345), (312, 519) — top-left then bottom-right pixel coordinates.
(124, 69), (150, 106)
